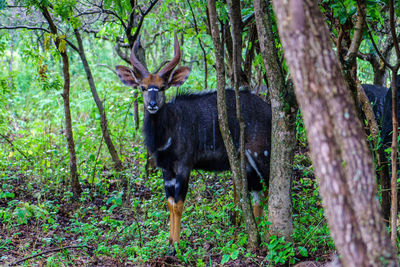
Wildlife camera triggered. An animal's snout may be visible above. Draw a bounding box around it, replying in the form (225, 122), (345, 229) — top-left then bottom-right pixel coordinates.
(149, 100), (157, 108)
(147, 99), (159, 113)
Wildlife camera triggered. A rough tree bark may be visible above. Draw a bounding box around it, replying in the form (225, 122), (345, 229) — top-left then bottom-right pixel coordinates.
(208, 0), (260, 249)
(41, 6), (81, 196)
(365, 0), (400, 247)
(389, 69), (399, 249)
(387, 0), (399, 249)
(227, 0), (260, 243)
(254, 0), (297, 240)
(272, 0), (398, 266)
(334, 0), (391, 221)
(74, 29), (123, 171)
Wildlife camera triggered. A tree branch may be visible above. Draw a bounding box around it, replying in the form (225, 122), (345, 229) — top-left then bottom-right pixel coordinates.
(389, 0), (400, 60)
(187, 0), (208, 88)
(131, 0), (159, 47)
(0, 25), (50, 33)
(0, 24), (79, 52)
(115, 42), (130, 64)
(0, 133), (32, 163)
(344, 1), (366, 66)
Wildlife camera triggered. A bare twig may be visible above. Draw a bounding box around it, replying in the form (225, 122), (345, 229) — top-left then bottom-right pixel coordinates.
(131, 0), (159, 45)
(90, 135), (104, 189)
(10, 245), (92, 266)
(0, 25), (50, 32)
(154, 60), (169, 74)
(115, 42), (130, 64)
(187, 0), (208, 88)
(0, 24), (79, 52)
(97, 64), (117, 75)
(145, 30), (167, 47)
(0, 133), (33, 163)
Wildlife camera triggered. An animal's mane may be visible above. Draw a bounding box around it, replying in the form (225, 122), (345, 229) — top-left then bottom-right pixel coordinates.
(171, 88), (251, 102)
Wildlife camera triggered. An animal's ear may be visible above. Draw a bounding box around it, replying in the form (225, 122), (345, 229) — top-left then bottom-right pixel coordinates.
(168, 66), (190, 87)
(115, 65), (140, 87)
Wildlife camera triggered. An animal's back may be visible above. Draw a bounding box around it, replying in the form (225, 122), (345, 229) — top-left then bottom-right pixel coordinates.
(169, 89), (271, 175)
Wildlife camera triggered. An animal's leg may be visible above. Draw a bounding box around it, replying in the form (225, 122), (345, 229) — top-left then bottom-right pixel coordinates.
(167, 197), (175, 244)
(163, 170), (177, 245)
(169, 197), (185, 244)
(251, 190), (264, 218)
(245, 148), (270, 219)
(163, 168), (190, 253)
(170, 167), (190, 245)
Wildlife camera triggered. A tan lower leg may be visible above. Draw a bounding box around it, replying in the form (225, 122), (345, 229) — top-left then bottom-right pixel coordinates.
(253, 204), (263, 218)
(251, 191), (264, 218)
(167, 197), (175, 244)
(172, 200), (184, 244)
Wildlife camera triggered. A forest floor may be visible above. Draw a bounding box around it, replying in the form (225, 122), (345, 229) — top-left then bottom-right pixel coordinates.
(0, 144), (335, 266)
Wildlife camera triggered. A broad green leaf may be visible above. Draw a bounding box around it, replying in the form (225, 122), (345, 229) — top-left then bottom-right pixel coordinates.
(221, 254), (230, 265)
(231, 249), (239, 260)
(298, 246), (308, 257)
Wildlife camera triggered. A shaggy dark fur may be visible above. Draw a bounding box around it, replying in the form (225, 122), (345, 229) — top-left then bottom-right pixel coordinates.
(362, 84), (388, 124)
(143, 89), (272, 202)
(382, 86), (400, 147)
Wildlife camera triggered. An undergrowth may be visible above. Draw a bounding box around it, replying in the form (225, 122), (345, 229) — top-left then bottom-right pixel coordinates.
(0, 40), (334, 266)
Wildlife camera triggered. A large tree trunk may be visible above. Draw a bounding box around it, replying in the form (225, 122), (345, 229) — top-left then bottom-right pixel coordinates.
(60, 46), (81, 196)
(387, 0), (399, 248)
(41, 7), (81, 196)
(74, 29), (123, 171)
(254, 0), (297, 240)
(390, 70), (399, 249)
(208, 0), (260, 249)
(372, 58), (390, 86)
(227, 0), (260, 246)
(272, 0), (398, 266)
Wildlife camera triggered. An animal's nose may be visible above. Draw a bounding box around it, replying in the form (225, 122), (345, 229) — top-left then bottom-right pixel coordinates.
(149, 100), (157, 108)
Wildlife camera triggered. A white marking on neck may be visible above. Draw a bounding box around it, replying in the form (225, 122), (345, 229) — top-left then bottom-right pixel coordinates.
(158, 137), (172, 151)
(148, 88), (159, 92)
(165, 178), (176, 187)
(246, 149), (263, 179)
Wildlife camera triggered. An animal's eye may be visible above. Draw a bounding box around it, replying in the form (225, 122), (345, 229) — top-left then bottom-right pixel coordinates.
(140, 86), (146, 91)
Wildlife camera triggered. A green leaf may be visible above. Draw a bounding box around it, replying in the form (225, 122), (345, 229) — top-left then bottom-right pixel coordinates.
(231, 249), (239, 260)
(58, 39), (66, 53)
(298, 246), (308, 257)
(221, 254), (230, 264)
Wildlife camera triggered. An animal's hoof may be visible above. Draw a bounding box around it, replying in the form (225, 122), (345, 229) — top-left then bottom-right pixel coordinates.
(168, 245), (176, 256)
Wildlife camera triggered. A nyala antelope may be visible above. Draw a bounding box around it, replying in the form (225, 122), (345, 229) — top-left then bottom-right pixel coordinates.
(115, 33), (272, 253)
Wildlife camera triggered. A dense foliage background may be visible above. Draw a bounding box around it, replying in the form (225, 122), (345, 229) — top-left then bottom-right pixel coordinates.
(0, 0), (398, 265)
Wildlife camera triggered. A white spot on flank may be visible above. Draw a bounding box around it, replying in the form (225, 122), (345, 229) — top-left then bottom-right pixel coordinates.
(264, 150), (269, 157)
(158, 137), (172, 151)
(165, 178), (176, 187)
(254, 152), (258, 158)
